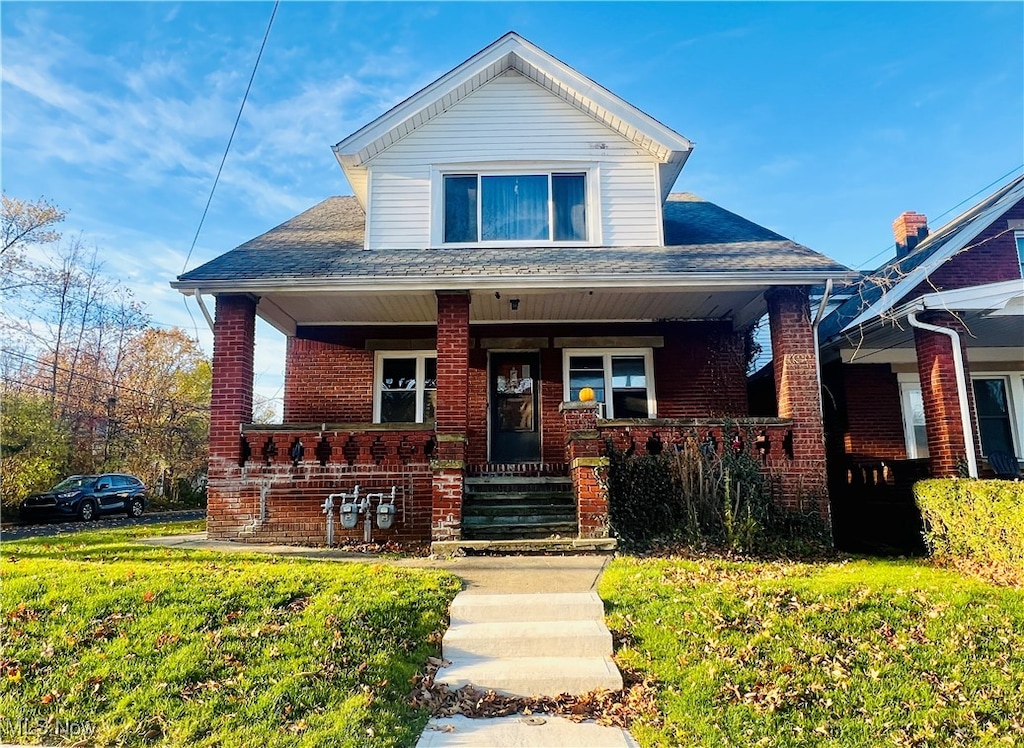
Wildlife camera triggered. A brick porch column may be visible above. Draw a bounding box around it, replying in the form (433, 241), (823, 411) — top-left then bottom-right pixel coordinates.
(208, 294), (257, 539)
(560, 401), (609, 538)
(431, 292), (470, 541)
(766, 286), (829, 520)
(912, 312), (977, 477)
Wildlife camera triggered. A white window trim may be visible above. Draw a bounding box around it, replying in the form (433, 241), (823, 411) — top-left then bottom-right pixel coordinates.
(373, 351), (437, 424)
(970, 371), (1024, 457)
(897, 374), (929, 459)
(1015, 231), (1024, 276)
(562, 348), (656, 419)
(429, 162), (602, 248)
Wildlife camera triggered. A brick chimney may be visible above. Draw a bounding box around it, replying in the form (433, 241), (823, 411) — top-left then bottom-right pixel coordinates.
(893, 211), (929, 258)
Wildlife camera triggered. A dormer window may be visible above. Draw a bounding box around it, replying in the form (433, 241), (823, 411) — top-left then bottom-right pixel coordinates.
(442, 172), (588, 244)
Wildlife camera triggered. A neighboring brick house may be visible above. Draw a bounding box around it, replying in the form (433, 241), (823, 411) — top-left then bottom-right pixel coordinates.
(815, 174), (1024, 548)
(172, 33), (851, 548)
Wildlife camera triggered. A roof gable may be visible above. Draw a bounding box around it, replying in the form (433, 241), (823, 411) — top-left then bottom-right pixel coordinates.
(332, 32), (693, 206)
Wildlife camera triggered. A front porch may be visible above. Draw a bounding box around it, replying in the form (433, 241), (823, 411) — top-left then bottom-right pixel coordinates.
(203, 284), (831, 548)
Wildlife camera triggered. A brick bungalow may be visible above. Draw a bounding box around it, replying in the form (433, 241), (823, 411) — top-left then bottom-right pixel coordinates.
(172, 33), (851, 549)
(815, 174), (1024, 549)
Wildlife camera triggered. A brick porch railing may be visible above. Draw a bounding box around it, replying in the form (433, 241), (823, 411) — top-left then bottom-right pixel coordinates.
(206, 423), (436, 545)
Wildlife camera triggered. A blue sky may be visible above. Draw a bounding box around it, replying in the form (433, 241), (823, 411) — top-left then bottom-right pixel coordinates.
(3, 1), (1022, 412)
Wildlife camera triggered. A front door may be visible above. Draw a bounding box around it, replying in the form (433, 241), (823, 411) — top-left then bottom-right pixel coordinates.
(490, 352), (541, 463)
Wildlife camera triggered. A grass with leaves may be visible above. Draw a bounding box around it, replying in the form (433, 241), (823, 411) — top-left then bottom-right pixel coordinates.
(0, 521), (461, 747)
(600, 555), (1024, 746)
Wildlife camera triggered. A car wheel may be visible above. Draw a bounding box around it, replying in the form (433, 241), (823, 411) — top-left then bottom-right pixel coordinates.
(78, 500), (97, 522)
(127, 498), (144, 518)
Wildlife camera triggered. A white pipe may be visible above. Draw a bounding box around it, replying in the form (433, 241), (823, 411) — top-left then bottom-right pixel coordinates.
(193, 290), (216, 333)
(907, 311), (978, 478)
(811, 279), (834, 423)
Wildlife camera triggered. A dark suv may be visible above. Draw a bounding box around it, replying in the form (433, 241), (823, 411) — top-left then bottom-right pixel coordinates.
(20, 474), (148, 522)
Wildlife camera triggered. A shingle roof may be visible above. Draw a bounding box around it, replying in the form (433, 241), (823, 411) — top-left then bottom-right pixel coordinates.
(174, 193), (849, 287)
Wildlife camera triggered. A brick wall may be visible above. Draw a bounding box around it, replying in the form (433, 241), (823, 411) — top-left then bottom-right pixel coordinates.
(466, 348), (489, 466)
(655, 321), (749, 417)
(839, 364), (907, 459)
(211, 427), (436, 545)
(913, 312), (979, 477)
(284, 338), (373, 422)
(766, 286), (829, 517)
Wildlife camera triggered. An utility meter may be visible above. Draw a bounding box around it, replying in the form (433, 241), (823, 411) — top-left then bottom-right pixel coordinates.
(340, 502), (360, 529)
(376, 502), (396, 530)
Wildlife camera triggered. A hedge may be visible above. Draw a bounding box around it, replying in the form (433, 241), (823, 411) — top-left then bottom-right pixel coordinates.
(915, 478), (1024, 567)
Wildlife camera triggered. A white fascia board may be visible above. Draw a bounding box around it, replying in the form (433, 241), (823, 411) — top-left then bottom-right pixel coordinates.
(892, 279), (1024, 317)
(175, 270), (851, 297)
(839, 181), (1024, 335)
(506, 38), (694, 156)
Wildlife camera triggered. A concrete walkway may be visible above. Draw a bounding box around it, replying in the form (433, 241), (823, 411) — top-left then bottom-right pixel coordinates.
(139, 534), (637, 747)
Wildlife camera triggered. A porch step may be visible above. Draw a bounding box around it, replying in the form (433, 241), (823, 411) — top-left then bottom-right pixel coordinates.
(462, 476), (577, 541)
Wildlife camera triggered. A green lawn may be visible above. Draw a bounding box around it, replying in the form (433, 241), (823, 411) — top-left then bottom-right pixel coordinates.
(600, 556), (1024, 747)
(0, 522), (461, 747)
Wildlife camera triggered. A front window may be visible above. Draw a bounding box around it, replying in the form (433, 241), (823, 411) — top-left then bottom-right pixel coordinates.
(899, 383), (929, 459)
(1015, 231), (1024, 276)
(443, 172), (587, 243)
(972, 377), (1015, 456)
(564, 349), (655, 418)
(375, 353), (437, 423)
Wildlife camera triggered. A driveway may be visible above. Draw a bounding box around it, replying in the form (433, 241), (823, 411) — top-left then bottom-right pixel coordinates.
(0, 509), (205, 541)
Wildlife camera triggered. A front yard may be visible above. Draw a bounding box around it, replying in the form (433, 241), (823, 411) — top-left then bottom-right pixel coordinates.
(0, 522), (460, 747)
(600, 555), (1024, 746)
(4, 523), (1024, 747)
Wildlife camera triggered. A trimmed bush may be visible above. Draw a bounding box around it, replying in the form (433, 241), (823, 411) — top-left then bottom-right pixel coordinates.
(915, 478), (1024, 567)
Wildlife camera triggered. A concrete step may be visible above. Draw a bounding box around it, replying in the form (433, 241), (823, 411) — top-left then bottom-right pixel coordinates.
(443, 619), (612, 659)
(417, 715), (638, 748)
(435, 655), (623, 697)
(430, 537), (617, 555)
(450, 592), (606, 624)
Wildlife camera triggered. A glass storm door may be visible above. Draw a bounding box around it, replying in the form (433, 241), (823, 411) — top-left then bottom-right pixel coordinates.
(490, 352), (541, 463)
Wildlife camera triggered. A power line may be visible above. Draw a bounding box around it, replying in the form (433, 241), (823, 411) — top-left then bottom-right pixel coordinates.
(1, 348), (210, 412)
(181, 0), (279, 274)
(854, 164), (1024, 271)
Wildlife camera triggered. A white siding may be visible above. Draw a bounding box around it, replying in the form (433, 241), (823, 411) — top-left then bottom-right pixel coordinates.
(366, 72), (663, 249)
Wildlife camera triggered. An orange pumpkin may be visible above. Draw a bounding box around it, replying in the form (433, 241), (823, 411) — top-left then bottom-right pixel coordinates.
(579, 387), (595, 402)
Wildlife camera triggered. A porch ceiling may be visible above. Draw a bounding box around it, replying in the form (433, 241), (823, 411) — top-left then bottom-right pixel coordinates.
(836, 311), (1024, 364)
(255, 286), (771, 334)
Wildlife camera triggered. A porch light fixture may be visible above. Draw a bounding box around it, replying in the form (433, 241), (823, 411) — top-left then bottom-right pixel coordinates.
(509, 298), (520, 311)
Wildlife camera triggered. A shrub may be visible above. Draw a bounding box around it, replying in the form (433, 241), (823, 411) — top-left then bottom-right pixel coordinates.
(915, 478), (1024, 567)
(605, 431), (827, 553)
